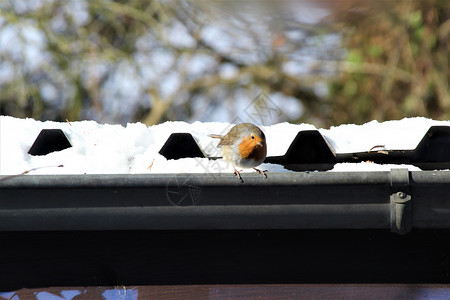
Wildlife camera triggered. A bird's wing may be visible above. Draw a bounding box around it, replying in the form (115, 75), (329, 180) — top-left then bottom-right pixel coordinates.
(208, 134), (223, 139)
(208, 134), (231, 147)
(216, 135), (235, 147)
(210, 125), (244, 147)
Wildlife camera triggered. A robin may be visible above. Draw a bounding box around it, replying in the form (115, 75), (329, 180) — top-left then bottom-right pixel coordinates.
(209, 123), (267, 183)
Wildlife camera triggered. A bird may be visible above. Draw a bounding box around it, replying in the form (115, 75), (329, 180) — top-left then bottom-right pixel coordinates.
(209, 123), (267, 183)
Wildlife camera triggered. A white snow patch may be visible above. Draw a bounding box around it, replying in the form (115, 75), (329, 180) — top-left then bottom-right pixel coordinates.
(331, 162), (421, 172)
(321, 117), (450, 153)
(1, 116), (449, 175)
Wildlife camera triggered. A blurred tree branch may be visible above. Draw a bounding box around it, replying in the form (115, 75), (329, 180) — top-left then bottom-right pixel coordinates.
(1, 0), (328, 125)
(1, 0), (447, 127)
(323, 0), (449, 125)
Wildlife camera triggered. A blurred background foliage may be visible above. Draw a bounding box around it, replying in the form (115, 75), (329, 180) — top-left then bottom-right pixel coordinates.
(0, 0), (448, 127)
(326, 0), (449, 125)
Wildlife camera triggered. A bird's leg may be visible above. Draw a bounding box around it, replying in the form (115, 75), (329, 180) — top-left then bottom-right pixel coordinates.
(254, 168), (268, 179)
(233, 167), (244, 183)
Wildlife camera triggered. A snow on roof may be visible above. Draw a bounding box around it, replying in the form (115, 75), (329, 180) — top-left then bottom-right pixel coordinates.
(1, 116), (449, 175)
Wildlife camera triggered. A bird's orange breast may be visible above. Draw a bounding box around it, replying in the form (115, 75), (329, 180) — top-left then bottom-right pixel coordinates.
(238, 137), (266, 161)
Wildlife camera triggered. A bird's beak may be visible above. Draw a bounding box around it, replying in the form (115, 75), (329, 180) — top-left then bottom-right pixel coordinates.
(257, 141), (263, 147)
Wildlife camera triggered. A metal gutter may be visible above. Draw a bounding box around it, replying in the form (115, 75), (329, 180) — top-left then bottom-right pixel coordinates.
(0, 169), (449, 233)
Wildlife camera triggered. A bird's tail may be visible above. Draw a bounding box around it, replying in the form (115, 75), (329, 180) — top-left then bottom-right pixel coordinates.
(208, 134), (223, 139)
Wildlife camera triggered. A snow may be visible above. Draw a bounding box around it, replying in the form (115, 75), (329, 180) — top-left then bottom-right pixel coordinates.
(0, 116), (449, 175)
(331, 162), (421, 172)
(322, 118), (450, 153)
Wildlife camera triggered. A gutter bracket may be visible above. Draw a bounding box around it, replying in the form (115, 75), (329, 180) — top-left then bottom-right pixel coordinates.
(390, 169), (412, 234)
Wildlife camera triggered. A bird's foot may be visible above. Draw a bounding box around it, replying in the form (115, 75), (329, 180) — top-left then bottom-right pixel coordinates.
(254, 168), (268, 179)
(234, 168), (244, 183)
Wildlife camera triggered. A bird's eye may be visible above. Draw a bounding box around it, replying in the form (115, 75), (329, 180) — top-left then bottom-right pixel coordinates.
(251, 135), (255, 139)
